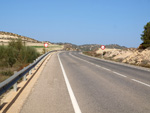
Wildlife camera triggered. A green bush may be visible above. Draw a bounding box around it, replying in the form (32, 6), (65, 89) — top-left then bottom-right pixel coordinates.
(0, 39), (40, 82)
(0, 46), (7, 67)
(0, 45), (5, 59)
(25, 46), (40, 63)
(6, 47), (17, 67)
(0, 39), (40, 68)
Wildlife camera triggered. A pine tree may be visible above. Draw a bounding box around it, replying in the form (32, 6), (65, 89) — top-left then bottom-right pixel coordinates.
(140, 22), (150, 49)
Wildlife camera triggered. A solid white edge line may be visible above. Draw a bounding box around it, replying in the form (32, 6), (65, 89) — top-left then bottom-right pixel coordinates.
(131, 79), (150, 87)
(58, 53), (82, 113)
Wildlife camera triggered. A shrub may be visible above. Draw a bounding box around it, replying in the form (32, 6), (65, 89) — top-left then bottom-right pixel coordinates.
(0, 46), (6, 67)
(6, 47), (17, 67)
(0, 39), (40, 68)
(0, 45), (5, 60)
(25, 46), (40, 63)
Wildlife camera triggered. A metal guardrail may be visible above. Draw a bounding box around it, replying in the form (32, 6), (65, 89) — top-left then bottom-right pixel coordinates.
(0, 50), (56, 96)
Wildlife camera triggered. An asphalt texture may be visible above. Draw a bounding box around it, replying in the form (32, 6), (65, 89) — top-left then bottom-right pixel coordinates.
(20, 51), (150, 113)
(20, 53), (74, 113)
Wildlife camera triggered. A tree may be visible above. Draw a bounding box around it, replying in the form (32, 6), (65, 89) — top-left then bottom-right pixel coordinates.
(140, 22), (150, 49)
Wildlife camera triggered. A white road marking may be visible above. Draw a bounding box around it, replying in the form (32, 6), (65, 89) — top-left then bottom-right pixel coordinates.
(101, 67), (111, 71)
(69, 52), (150, 88)
(58, 53), (82, 113)
(70, 53), (129, 78)
(69, 53), (96, 66)
(131, 79), (150, 88)
(80, 52), (150, 72)
(70, 53), (116, 73)
(113, 72), (127, 78)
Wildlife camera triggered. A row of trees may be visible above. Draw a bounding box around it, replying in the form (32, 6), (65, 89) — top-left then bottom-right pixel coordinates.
(0, 39), (40, 68)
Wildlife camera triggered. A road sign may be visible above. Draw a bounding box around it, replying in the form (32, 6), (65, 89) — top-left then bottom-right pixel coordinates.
(101, 45), (105, 50)
(44, 43), (48, 48)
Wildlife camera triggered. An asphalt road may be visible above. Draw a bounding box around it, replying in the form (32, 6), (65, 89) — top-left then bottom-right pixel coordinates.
(20, 51), (150, 113)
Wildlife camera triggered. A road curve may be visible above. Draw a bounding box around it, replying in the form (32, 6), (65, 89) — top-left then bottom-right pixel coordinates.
(20, 51), (150, 113)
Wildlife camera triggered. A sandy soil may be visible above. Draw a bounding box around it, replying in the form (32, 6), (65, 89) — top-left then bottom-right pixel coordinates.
(96, 48), (150, 67)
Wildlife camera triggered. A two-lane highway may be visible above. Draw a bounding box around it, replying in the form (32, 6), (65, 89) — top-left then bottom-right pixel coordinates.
(20, 51), (150, 113)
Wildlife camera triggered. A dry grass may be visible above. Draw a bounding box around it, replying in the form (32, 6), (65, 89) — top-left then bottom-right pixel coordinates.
(35, 45), (64, 54)
(0, 75), (9, 83)
(0, 66), (18, 82)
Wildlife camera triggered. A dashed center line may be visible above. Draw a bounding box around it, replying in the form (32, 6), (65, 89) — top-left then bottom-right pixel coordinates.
(113, 72), (127, 78)
(101, 67), (111, 71)
(131, 79), (150, 87)
(69, 52), (150, 88)
(70, 53), (123, 76)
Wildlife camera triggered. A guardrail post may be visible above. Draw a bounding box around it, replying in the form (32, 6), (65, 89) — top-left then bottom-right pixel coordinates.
(13, 83), (17, 92)
(13, 71), (18, 92)
(23, 74), (27, 81)
(29, 64), (32, 75)
(29, 70), (32, 75)
(0, 97), (1, 106)
(23, 67), (27, 81)
(33, 61), (36, 70)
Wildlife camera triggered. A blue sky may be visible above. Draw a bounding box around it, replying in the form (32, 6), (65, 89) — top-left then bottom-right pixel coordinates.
(1, 0), (150, 47)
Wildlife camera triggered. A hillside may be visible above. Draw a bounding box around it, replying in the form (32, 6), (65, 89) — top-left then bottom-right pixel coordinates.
(0, 31), (41, 44)
(0, 31), (64, 53)
(78, 44), (126, 51)
(59, 43), (126, 51)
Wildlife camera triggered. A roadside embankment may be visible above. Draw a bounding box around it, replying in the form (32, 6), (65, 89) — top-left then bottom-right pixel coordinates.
(83, 48), (150, 68)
